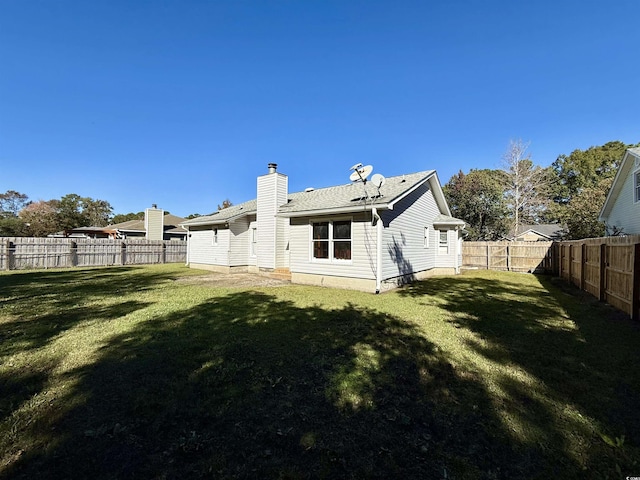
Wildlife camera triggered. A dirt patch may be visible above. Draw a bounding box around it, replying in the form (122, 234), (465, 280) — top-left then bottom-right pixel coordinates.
(176, 272), (290, 288)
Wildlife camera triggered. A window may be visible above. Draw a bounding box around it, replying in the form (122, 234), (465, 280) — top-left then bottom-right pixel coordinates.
(250, 227), (257, 256)
(311, 220), (351, 261)
(212, 228), (218, 245)
(424, 226), (429, 248)
(438, 230), (448, 255)
(635, 171), (640, 203)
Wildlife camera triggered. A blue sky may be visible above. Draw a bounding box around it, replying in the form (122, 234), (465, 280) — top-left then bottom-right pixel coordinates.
(1, 1), (639, 218)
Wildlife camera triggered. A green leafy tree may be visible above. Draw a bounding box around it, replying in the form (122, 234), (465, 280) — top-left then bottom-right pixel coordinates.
(56, 194), (114, 231)
(0, 190), (30, 235)
(444, 169), (509, 240)
(111, 212), (144, 224)
(0, 190), (30, 215)
(550, 140), (639, 239)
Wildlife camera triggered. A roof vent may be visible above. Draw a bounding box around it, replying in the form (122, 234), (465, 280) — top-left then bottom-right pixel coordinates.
(305, 187), (314, 192)
(268, 163), (278, 174)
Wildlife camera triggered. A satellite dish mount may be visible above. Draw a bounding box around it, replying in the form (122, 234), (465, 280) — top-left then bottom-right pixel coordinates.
(349, 164), (373, 184)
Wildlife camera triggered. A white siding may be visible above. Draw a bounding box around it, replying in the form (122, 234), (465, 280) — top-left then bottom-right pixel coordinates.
(276, 217), (290, 268)
(380, 183), (440, 280)
(289, 213), (377, 280)
(434, 229), (457, 269)
(607, 168), (640, 235)
(187, 225), (230, 266)
(257, 172), (288, 269)
(229, 217), (250, 267)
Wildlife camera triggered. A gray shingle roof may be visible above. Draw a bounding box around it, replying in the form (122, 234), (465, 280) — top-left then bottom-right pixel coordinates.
(278, 171), (435, 215)
(515, 224), (564, 239)
(181, 170), (449, 226)
(108, 213), (187, 234)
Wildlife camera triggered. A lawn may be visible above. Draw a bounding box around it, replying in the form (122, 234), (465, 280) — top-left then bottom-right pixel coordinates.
(0, 265), (639, 479)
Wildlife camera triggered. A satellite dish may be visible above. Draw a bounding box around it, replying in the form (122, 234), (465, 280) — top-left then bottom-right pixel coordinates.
(371, 173), (386, 189)
(349, 164), (373, 182)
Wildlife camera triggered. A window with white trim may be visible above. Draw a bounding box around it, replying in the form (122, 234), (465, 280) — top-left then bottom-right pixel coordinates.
(250, 227), (257, 256)
(311, 220), (352, 261)
(438, 230), (448, 255)
(635, 171), (640, 203)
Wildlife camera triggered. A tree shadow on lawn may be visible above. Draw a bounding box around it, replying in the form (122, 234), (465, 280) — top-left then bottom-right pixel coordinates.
(0, 267), (180, 356)
(5, 288), (568, 480)
(399, 272), (640, 476)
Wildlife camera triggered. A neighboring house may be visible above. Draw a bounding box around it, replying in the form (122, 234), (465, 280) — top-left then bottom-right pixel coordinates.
(181, 163), (465, 292)
(61, 207), (188, 240)
(511, 224), (564, 242)
(599, 147), (640, 235)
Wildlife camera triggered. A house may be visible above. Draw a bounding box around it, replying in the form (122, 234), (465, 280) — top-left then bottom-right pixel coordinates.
(61, 206), (188, 240)
(599, 147), (640, 235)
(181, 163), (465, 293)
(511, 224), (564, 241)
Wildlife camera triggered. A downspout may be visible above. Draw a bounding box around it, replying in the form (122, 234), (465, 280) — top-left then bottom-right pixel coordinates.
(184, 225), (190, 266)
(454, 226), (460, 274)
(372, 207), (383, 294)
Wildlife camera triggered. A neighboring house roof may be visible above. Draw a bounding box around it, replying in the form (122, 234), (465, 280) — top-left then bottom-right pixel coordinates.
(183, 170), (457, 227)
(514, 224), (564, 240)
(108, 213), (187, 235)
(599, 147), (640, 221)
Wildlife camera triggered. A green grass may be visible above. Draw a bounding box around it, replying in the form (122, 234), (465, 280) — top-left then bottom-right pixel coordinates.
(1, 265), (639, 479)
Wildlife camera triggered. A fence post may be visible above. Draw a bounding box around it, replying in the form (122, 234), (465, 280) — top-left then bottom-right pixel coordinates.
(599, 243), (606, 301)
(4, 240), (13, 271)
(70, 241), (78, 267)
(568, 244), (573, 284)
(580, 243), (586, 291)
(161, 242), (167, 264)
(120, 242), (126, 266)
(487, 244), (490, 270)
(632, 243), (640, 321)
(506, 244), (510, 271)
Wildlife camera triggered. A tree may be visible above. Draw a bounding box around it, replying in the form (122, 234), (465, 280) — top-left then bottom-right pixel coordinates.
(111, 212), (144, 224)
(444, 169), (509, 240)
(20, 201), (59, 237)
(501, 139), (551, 235)
(550, 140), (639, 239)
(82, 198), (113, 227)
(0, 190), (30, 215)
(560, 180), (608, 239)
(185, 213), (202, 220)
(217, 199), (233, 210)
(55, 194), (114, 232)
(551, 140), (630, 204)
(0, 190), (30, 236)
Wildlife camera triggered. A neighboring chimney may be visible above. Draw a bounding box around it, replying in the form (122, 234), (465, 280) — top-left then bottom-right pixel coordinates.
(145, 205), (164, 240)
(257, 164), (288, 270)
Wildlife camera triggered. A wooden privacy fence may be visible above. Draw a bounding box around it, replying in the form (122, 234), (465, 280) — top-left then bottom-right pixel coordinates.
(462, 241), (556, 273)
(0, 237), (187, 270)
(557, 235), (640, 320)
(463, 237), (640, 320)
